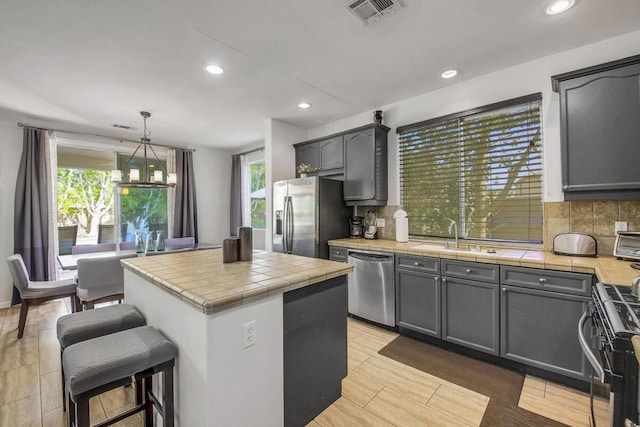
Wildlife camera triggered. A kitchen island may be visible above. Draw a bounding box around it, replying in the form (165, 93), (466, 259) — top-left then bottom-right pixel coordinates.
(121, 249), (353, 427)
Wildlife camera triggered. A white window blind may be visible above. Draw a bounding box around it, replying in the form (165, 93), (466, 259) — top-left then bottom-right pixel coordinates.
(398, 94), (543, 243)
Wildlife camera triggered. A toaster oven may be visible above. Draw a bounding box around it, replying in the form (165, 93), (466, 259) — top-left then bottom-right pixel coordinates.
(614, 232), (640, 260)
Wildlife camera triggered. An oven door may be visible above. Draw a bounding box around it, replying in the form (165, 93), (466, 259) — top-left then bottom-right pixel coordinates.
(578, 310), (607, 383)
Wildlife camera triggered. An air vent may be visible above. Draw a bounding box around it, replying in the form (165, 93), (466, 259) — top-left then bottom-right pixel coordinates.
(112, 124), (135, 130)
(344, 0), (402, 25)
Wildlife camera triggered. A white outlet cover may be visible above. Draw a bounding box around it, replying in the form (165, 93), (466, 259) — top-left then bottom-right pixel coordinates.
(376, 218), (385, 228)
(615, 221), (628, 233)
(243, 320), (256, 349)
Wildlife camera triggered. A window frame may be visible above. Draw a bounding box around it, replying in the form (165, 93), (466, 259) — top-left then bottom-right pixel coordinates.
(397, 93), (543, 244)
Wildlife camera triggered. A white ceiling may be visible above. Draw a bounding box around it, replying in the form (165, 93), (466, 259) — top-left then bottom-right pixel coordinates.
(1, 0), (640, 150)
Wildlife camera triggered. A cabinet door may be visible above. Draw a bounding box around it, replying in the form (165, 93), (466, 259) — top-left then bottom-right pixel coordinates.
(319, 137), (344, 172)
(500, 285), (589, 380)
(396, 269), (440, 338)
(343, 129), (375, 201)
(441, 276), (500, 355)
(295, 143), (319, 174)
(555, 59), (640, 199)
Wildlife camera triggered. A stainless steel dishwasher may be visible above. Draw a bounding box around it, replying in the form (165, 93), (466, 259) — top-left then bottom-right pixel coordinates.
(347, 249), (395, 327)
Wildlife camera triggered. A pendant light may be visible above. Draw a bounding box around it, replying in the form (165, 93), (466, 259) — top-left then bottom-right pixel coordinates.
(111, 111), (177, 188)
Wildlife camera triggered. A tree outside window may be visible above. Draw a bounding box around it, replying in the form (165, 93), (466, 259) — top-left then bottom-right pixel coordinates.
(250, 161), (266, 229)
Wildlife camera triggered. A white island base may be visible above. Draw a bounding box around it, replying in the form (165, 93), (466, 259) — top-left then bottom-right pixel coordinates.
(124, 270), (285, 427)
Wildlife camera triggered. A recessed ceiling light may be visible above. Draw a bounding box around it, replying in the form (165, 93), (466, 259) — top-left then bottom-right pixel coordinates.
(545, 0), (575, 15)
(206, 65), (224, 75)
(298, 102), (311, 109)
(441, 69), (458, 79)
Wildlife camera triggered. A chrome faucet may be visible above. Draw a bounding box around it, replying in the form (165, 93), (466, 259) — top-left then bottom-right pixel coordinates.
(447, 219), (459, 249)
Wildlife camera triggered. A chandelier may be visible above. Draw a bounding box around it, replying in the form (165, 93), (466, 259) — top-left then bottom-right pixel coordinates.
(111, 111), (177, 188)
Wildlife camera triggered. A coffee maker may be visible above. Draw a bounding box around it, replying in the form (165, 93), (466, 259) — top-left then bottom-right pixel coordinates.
(364, 210), (378, 240)
(349, 216), (365, 238)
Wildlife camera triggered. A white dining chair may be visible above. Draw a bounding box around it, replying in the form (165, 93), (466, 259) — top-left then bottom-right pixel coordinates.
(76, 253), (137, 309)
(6, 254), (79, 338)
(71, 243), (117, 254)
(164, 237), (196, 250)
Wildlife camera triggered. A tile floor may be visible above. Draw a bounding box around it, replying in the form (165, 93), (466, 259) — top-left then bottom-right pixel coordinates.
(0, 300), (609, 426)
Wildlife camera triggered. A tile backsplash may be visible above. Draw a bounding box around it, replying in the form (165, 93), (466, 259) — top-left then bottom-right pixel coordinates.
(358, 200), (640, 255)
(544, 200), (640, 255)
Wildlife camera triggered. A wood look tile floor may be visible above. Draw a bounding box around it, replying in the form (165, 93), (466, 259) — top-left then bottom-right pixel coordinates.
(0, 301), (608, 426)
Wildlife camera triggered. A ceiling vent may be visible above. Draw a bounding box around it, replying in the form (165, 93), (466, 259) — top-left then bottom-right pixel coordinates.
(112, 124), (135, 130)
(344, 0), (403, 26)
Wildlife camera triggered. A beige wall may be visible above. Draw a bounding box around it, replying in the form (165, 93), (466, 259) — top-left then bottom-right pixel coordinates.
(544, 201), (640, 255)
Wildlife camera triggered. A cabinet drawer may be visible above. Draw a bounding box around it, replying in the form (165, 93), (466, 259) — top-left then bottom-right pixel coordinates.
(500, 266), (593, 296)
(396, 254), (440, 274)
(440, 259), (499, 284)
(329, 246), (348, 263)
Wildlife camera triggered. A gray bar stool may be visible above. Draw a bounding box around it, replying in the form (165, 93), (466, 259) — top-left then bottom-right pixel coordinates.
(63, 326), (177, 427)
(56, 304), (146, 406)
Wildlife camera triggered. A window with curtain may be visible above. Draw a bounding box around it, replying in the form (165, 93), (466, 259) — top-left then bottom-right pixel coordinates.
(398, 93), (543, 243)
(241, 150), (265, 229)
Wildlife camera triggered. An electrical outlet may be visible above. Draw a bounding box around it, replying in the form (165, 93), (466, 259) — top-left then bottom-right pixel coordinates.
(243, 320), (256, 349)
(376, 218), (385, 228)
(615, 221), (628, 233)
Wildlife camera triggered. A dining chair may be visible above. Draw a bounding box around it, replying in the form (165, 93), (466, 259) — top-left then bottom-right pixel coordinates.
(76, 253), (138, 309)
(6, 254), (79, 338)
(98, 224), (116, 243)
(58, 225), (78, 255)
(164, 237), (196, 250)
(71, 243), (117, 254)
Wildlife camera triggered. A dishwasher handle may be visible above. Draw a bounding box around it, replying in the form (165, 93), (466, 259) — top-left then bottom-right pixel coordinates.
(348, 252), (394, 262)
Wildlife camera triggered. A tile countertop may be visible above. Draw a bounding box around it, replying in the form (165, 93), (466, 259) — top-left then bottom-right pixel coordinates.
(121, 249), (353, 315)
(328, 238), (640, 287)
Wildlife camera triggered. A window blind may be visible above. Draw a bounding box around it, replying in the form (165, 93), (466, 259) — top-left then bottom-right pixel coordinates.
(398, 94), (543, 243)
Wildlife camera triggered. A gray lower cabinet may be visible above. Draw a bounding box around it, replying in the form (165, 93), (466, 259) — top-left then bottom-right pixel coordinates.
(396, 255), (441, 338)
(441, 276), (500, 356)
(329, 246), (348, 263)
(500, 285), (589, 380)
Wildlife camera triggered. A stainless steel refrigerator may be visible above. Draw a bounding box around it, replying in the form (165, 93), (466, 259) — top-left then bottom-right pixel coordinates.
(273, 176), (350, 259)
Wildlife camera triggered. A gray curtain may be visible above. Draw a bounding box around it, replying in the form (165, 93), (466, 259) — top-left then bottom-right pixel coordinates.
(12, 128), (51, 305)
(230, 154), (242, 236)
(173, 150), (198, 243)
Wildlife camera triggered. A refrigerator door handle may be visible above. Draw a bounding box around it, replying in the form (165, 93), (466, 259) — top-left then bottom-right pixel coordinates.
(282, 196), (289, 253)
(289, 197), (294, 253)
(287, 197), (294, 253)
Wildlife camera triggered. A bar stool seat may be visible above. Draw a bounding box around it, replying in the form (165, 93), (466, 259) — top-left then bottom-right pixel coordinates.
(57, 304), (146, 410)
(64, 326), (176, 427)
(57, 303), (146, 349)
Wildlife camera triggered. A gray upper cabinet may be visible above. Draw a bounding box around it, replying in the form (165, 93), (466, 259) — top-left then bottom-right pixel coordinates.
(294, 136), (343, 179)
(551, 54), (640, 200)
(319, 137), (344, 172)
(343, 124), (389, 206)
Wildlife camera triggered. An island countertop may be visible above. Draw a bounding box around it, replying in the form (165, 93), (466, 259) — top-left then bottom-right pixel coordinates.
(121, 249), (353, 314)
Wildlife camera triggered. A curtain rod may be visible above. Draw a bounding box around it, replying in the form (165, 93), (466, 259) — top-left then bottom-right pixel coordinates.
(17, 122), (196, 152)
(235, 146), (264, 156)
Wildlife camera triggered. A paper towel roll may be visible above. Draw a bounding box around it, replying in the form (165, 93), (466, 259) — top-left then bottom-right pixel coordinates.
(396, 218), (408, 242)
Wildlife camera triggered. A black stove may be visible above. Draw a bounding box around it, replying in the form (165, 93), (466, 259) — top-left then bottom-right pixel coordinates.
(589, 282), (640, 425)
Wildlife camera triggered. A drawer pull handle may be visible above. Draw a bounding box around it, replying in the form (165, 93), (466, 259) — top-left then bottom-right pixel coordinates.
(414, 262), (420, 266)
(502, 287), (507, 292)
(442, 278), (446, 283)
(539, 278), (547, 284)
(465, 269), (472, 274)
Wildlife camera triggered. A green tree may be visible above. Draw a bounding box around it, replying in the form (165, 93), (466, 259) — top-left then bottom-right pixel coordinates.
(250, 162), (266, 228)
(57, 168), (113, 234)
(120, 188), (168, 237)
